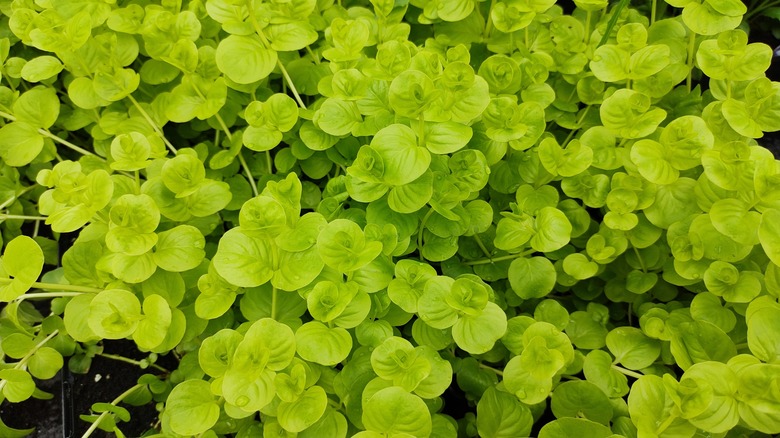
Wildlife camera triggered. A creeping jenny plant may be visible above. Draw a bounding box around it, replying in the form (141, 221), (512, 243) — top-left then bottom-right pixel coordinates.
(1, 0), (780, 436)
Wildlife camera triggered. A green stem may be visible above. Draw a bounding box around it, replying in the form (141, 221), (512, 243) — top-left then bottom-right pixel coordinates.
(478, 363), (504, 376)
(650, 0), (657, 24)
(483, 0), (497, 39)
(127, 95), (177, 156)
(735, 342), (749, 350)
(238, 152), (259, 197)
(134, 170), (141, 194)
(686, 31), (696, 92)
(96, 353), (169, 373)
(611, 364), (645, 379)
(0, 278), (102, 293)
(464, 249), (536, 266)
(80, 383), (146, 438)
(598, 0), (630, 47)
(0, 331), (59, 395)
(305, 45), (321, 65)
(418, 208), (434, 261)
(472, 234), (493, 259)
(632, 246), (647, 273)
(585, 10), (592, 44)
(0, 110), (102, 160)
(0, 186), (34, 210)
(266, 151), (273, 174)
(745, 0), (780, 20)
(14, 292), (85, 302)
(0, 214), (47, 221)
(271, 285), (278, 320)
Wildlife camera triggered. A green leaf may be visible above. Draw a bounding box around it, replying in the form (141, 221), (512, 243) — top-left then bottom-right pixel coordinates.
(476, 386), (533, 438)
(628, 375), (696, 437)
(88, 289), (142, 339)
(452, 302), (507, 354)
(0, 235), (45, 302)
(583, 350), (629, 398)
(371, 124), (431, 186)
(606, 327), (661, 370)
(198, 329), (243, 378)
(760, 209), (780, 266)
(216, 34), (277, 84)
(551, 381), (613, 425)
(295, 321), (352, 366)
(278, 386), (329, 433)
(600, 89), (666, 139)
(317, 219), (383, 272)
(362, 387), (432, 437)
(508, 257), (556, 299)
(133, 294), (172, 351)
(20, 56), (63, 82)
(0, 369), (35, 403)
(14, 87), (59, 129)
(0, 122), (44, 167)
(212, 229), (274, 288)
(423, 122), (472, 155)
(165, 380), (220, 436)
(27, 347), (63, 380)
(153, 225), (206, 272)
(538, 418), (615, 438)
(747, 298), (780, 363)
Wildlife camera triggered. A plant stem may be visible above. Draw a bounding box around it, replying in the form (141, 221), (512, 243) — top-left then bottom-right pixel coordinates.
(632, 246), (647, 272)
(0, 214), (47, 221)
(127, 95), (177, 156)
(96, 353), (170, 373)
(305, 45), (321, 65)
(650, 0), (657, 24)
(14, 292), (85, 302)
(418, 208), (434, 261)
(464, 249), (536, 265)
(238, 151), (259, 197)
(271, 285), (278, 320)
(478, 363), (504, 376)
(0, 110), (103, 160)
(214, 113), (259, 197)
(0, 278), (103, 293)
(80, 383), (146, 438)
(0, 186), (34, 210)
(0, 331), (59, 395)
(598, 0), (630, 47)
(472, 233), (493, 259)
(585, 10), (592, 44)
(686, 31), (696, 92)
(611, 364), (645, 379)
(483, 0), (497, 39)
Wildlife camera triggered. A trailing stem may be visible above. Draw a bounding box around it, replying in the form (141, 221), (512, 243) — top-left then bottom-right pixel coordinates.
(96, 353), (170, 374)
(464, 248), (536, 266)
(0, 278), (102, 293)
(214, 113), (259, 197)
(127, 95), (178, 156)
(80, 383), (146, 438)
(0, 110), (103, 160)
(0, 330), (59, 395)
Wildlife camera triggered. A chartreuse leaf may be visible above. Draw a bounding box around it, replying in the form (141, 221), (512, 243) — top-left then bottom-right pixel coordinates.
(362, 387), (432, 437)
(476, 386), (533, 438)
(628, 375), (696, 437)
(216, 34), (276, 84)
(88, 289), (142, 339)
(371, 337), (431, 392)
(387, 259), (437, 313)
(551, 380), (613, 425)
(606, 327), (661, 370)
(508, 257), (557, 299)
(538, 417), (615, 438)
(746, 297), (780, 363)
(735, 360), (780, 433)
(277, 386), (328, 433)
(600, 89), (666, 139)
(760, 209), (780, 266)
(295, 321), (352, 366)
(0, 370), (35, 403)
(696, 30), (772, 82)
(152, 225), (206, 272)
(0, 236), (45, 302)
(164, 379), (220, 436)
(452, 302), (507, 354)
(28, 347), (62, 380)
(133, 294), (171, 351)
(198, 329), (243, 378)
(0, 121), (44, 167)
(672, 362), (739, 433)
(317, 219), (383, 272)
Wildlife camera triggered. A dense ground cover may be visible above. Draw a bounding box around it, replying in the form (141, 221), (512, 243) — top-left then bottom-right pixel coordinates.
(1, 0), (780, 437)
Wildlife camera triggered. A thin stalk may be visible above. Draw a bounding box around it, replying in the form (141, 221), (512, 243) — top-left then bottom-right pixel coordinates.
(612, 364), (645, 379)
(632, 246), (647, 272)
(214, 114), (258, 197)
(464, 249), (536, 266)
(483, 0), (497, 39)
(0, 186), (34, 210)
(0, 278), (102, 293)
(96, 353), (169, 373)
(80, 383), (146, 438)
(305, 45), (321, 65)
(686, 31), (696, 92)
(0, 214), (47, 221)
(276, 60), (307, 109)
(585, 10), (592, 44)
(266, 151), (273, 174)
(14, 292), (85, 302)
(127, 95), (177, 156)
(0, 110), (102, 160)
(0, 331), (59, 394)
(473, 234), (493, 259)
(238, 152), (259, 197)
(745, 0), (780, 20)
(651, 0), (657, 24)
(271, 285), (278, 320)
(418, 208), (435, 261)
(561, 106), (592, 148)
(478, 363), (504, 376)
(598, 0), (631, 47)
